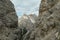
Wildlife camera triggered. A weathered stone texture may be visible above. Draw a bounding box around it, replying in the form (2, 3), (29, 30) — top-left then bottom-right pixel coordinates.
(36, 0), (60, 40)
(0, 0), (60, 40)
(0, 0), (18, 28)
(0, 0), (18, 40)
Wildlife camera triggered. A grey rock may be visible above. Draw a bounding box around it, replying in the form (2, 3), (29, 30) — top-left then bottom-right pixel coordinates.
(0, 0), (18, 28)
(0, 0), (60, 40)
(0, 0), (18, 40)
(18, 14), (38, 31)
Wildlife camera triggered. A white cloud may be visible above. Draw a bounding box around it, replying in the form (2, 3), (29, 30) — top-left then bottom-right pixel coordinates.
(11, 0), (41, 16)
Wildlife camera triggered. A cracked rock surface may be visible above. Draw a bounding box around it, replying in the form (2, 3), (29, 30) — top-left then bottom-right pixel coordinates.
(0, 0), (60, 40)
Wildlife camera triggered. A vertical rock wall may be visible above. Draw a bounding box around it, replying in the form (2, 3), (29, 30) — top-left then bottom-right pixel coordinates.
(0, 0), (18, 28)
(0, 0), (19, 40)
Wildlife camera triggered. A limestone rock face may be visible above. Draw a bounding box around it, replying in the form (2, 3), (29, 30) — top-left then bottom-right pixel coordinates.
(0, 0), (19, 40)
(0, 0), (18, 28)
(39, 0), (58, 13)
(35, 0), (60, 40)
(1, 0), (60, 40)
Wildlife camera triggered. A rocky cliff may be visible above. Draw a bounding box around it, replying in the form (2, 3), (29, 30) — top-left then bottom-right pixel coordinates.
(0, 0), (60, 40)
(38, 0), (60, 40)
(35, 0), (60, 40)
(0, 0), (18, 40)
(0, 0), (18, 28)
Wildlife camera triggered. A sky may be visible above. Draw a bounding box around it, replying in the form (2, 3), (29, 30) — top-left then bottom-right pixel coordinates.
(10, 0), (41, 17)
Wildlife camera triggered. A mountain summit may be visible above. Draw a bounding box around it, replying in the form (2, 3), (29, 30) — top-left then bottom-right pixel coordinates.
(18, 14), (38, 31)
